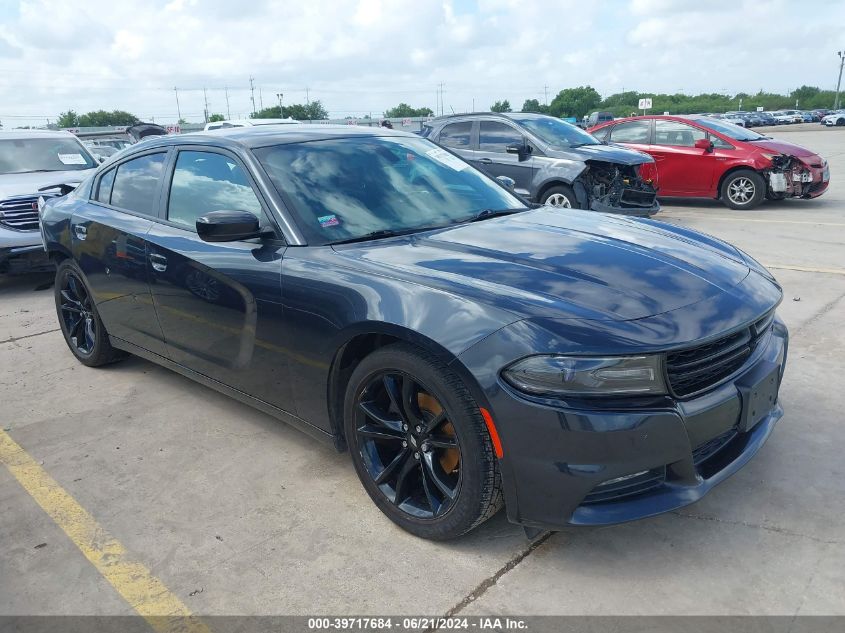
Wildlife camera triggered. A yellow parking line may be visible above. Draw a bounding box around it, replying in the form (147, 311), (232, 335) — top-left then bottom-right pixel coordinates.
(0, 430), (212, 633)
(764, 264), (845, 276)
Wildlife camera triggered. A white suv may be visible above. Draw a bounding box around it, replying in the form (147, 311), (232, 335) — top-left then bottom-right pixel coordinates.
(0, 130), (98, 273)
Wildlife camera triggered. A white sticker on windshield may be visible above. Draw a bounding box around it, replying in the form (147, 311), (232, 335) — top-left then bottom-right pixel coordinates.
(58, 153), (87, 165)
(426, 148), (467, 171)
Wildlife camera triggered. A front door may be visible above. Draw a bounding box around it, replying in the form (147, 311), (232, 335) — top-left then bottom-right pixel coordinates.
(71, 150), (168, 357)
(648, 120), (715, 196)
(473, 120), (535, 196)
(144, 148), (294, 412)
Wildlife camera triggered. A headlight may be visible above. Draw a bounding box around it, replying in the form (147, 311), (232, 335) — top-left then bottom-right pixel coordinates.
(502, 355), (666, 397)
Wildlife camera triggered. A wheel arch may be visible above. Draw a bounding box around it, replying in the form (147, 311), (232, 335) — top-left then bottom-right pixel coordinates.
(326, 323), (490, 452)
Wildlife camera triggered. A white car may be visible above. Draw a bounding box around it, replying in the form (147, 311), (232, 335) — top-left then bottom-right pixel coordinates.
(1, 130), (98, 273)
(203, 118), (301, 131)
(822, 110), (845, 127)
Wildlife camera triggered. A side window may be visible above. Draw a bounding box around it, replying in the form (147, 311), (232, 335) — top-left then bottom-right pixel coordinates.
(710, 135), (733, 150)
(654, 120), (707, 147)
(95, 168), (116, 204)
(167, 150), (263, 229)
(437, 122), (473, 149)
(478, 121), (523, 153)
(110, 153), (167, 215)
(591, 126), (610, 141)
(609, 121), (650, 143)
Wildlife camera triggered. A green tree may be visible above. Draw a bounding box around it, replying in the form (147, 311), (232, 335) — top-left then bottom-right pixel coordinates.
(490, 99), (512, 113)
(521, 98), (548, 113)
(384, 103), (434, 118)
(548, 86), (601, 119)
(253, 100), (329, 121)
(208, 113), (225, 123)
(56, 110), (80, 127)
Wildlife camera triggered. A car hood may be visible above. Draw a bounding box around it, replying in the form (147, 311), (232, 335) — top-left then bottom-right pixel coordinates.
(544, 142), (654, 166)
(333, 208), (752, 322)
(0, 169), (95, 199)
(749, 138), (818, 159)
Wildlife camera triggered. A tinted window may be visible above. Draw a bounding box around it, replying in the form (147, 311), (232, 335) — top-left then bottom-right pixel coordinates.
(95, 168), (116, 204)
(168, 151), (263, 229)
(654, 120), (706, 147)
(591, 127), (610, 141)
(110, 153), (166, 215)
(438, 122), (472, 148)
(609, 121), (651, 143)
(479, 122), (523, 152)
(254, 136), (525, 245)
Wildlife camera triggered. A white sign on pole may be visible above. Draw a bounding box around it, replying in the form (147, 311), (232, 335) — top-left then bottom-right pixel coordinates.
(638, 98), (653, 110)
(756, 106), (764, 112)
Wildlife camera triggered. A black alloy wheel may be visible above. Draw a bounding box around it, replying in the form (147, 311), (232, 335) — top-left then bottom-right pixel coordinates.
(344, 344), (503, 539)
(54, 259), (125, 367)
(355, 370), (462, 518)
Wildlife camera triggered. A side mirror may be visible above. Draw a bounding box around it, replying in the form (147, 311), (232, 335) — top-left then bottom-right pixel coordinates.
(695, 138), (714, 152)
(496, 175), (516, 191)
(196, 210), (262, 242)
(506, 142), (531, 161)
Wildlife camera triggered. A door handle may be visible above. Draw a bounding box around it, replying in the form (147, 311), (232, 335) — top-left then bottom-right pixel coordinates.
(73, 225), (87, 241)
(478, 158), (493, 164)
(149, 253), (168, 272)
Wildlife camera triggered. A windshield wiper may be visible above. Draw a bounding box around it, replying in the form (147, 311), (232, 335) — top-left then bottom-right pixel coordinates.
(467, 207), (528, 223)
(328, 227), (430, 246)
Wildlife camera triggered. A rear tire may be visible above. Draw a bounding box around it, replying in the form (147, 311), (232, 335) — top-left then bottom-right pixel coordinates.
(54, 260), (126, 367)
(721, 170), (765, 210)
(344, 343), (503, 540)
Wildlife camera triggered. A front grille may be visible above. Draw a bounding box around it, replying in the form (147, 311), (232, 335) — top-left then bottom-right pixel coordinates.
(692, 429), (737, 466)
(581, 467), (666, 505)
(666, 312), (774, 398)
(0, 194), (55, 231)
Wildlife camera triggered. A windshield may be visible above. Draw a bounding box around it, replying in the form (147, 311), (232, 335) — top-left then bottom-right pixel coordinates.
(0, 137), (98, 174)
(510, 115), (599, 149)
(692, 117), (765, 141)
(254, 136), (526, 245)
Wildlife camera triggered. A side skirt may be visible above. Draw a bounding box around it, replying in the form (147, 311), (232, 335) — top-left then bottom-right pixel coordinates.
(110, 336), (338, 448)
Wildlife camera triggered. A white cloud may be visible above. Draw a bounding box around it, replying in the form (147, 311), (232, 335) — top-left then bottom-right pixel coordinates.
(0, 0), (840, 127)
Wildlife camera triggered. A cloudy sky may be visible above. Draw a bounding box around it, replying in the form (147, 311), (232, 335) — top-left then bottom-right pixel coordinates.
(1, 0), (843, 127)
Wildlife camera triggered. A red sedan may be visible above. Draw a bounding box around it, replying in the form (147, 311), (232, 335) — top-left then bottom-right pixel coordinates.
(588, 115), (829, 210)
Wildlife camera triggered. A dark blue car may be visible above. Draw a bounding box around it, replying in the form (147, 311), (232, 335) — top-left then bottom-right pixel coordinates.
(40, 126), (788, 540)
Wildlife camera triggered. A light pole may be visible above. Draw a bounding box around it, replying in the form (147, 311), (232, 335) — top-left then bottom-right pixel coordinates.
(277, 93), (283, 116)
(835, 51), (845, 110)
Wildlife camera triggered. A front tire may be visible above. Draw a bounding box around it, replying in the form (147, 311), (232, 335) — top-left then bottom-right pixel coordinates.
(721, 170), (765, 210)
(344, 344), (502, 540)
(540, 184), (578, 209)
(54, 260), (126, 367)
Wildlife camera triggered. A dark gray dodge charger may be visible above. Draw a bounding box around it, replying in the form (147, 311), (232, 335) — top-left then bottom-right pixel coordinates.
(40, 125), (787, 540)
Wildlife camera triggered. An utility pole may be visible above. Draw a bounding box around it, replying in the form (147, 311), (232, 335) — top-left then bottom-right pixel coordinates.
(835, 51), (845, 110)
(259, 87), (264, 111)
(224, 87), (231, 119)
(203, 87), (209, 123)
(249, 76), (256, 115)
(277, 92), (284, 116)
(174, 87), (182, 122)
(544, 84), (549, 106)
(437, 82), (445, 116)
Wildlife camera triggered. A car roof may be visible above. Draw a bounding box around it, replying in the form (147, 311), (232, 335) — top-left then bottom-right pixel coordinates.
(121, 124), (417, 152)
(0, 129), (80, 141)
(426, 112), (552, 125)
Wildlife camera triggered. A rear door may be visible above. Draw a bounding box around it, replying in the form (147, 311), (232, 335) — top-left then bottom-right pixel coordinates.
(648, 120), (714, 196)
(70, 150), (168, 356)
(473, 120), (536, 195)
(144, 147), (294, 412)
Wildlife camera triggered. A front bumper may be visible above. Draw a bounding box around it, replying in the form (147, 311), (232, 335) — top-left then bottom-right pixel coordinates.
(1, 228), (51, 273)
(478, 317), (788, 531)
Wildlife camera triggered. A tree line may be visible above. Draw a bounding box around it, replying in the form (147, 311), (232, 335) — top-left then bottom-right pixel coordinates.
(50, 85), (838, 129)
